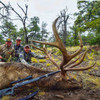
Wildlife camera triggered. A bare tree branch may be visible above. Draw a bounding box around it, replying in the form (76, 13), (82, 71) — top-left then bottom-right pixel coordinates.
(17, 3), (26, 15)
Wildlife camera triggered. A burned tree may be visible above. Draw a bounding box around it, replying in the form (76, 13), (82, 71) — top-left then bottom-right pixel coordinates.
(57, 7), (70, 46)
(0, 1), (10, 20)
(0, 17), (95, 91)
(0, 1), (28, 44)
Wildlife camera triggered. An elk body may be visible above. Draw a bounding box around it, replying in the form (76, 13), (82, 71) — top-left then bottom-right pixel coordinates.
(0, 17), (94, 90)
(0, 62), (81, 90)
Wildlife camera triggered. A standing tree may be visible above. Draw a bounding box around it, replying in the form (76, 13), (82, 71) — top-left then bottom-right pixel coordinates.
(70, 25), (79, 46)
(28, 17), (40, 41)
(17, 28), (26, 45)
(28, 17), (49, 47)
(0, 1), (29, 44)
(40, 22), (49, 41)
(74, 1), (100, 45)
(57, 7), (70, 46)
(10, 4), (28, 44)
(0, 19), (17, 41)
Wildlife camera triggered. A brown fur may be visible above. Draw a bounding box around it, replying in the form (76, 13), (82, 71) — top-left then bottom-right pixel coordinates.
(0, 62), (81, 89)
(0, 62), (50, 89)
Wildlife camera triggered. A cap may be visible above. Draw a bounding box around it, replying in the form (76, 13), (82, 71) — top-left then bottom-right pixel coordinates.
(6, 38), (11, 42)
(24, 44), (30, 48)
(16, 37), (21, 40)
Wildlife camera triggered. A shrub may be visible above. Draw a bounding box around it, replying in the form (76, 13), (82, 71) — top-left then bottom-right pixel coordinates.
(31, 58), (38, 63)
(39, 59), (46, 63)
(46, 63), (52, 67)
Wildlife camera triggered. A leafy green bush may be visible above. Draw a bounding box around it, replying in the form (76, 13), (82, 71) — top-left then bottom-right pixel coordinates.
(89, 35), (100, 45)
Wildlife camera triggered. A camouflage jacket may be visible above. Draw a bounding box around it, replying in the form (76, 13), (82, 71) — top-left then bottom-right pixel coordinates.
(14, 44), (24, 57)
(19, 50), (45, 64)
(0, 44), (15, 62)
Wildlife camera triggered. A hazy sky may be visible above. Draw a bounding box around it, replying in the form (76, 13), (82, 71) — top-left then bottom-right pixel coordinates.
(1, 0), (79, 32)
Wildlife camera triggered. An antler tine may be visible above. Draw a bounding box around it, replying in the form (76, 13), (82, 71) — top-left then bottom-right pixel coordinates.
(52, 17), (63, 43)
(64, 50), (88, 69)
(30, 17), (68, 52)
(52, 17), (68, 51)
(29, 40), (59, 48)
(43, 48), (59, 69)
(30, 44), (59, 69)
(30, 44), (44, 52)
(70, 34), (83, 59)
(63, 52), (84, 68)
(65, 62), (96, 71)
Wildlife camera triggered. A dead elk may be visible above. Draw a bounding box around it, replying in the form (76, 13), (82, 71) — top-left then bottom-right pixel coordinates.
(0, 17), (95, 90)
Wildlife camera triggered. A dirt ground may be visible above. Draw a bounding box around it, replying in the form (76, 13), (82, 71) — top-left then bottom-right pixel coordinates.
(8, 87), (99, 100)
(2, 46), (100, 100)
(9, 86), (100, 100)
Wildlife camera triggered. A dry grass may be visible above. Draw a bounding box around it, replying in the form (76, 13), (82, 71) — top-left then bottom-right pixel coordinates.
(30, 46), (100, 90)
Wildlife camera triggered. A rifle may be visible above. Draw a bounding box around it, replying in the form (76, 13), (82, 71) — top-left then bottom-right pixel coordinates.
(0, 70), (60, 98)
(10, 75), (33, 84)
(19, 89), (39, 100)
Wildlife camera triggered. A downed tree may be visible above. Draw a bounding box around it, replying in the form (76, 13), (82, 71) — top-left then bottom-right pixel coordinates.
(0, 17), (95, 90)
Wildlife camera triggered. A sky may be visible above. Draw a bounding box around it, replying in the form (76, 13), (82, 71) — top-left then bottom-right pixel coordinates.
(1, 0), (79, 33)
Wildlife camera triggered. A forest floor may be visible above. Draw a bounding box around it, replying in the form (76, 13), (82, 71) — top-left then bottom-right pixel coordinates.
(2, 46), (100, 100)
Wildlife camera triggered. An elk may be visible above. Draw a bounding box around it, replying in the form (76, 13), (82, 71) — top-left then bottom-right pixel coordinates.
(0, 17), (95, 91)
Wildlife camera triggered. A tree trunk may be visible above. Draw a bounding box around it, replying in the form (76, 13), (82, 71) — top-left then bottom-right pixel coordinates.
(23, 22), (28, 44)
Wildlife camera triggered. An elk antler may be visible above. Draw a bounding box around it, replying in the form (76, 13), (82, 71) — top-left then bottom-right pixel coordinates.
(30, 44), (59, 69)
(30, 17), (95, 77)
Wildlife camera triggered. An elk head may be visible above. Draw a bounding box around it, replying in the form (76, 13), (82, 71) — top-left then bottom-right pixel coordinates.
(30, 17), (95, 79)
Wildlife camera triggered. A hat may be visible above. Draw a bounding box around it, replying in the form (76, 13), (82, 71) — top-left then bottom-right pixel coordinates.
(24, 44), (30, 48)
(6, 38), (11, 42)
(16, 37), (21, 40)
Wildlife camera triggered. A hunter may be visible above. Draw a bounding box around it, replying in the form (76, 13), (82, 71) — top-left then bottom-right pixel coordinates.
(14, 37), (24, 62)
(0, 38), (15, 62)
(19, 44), (49, 66)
